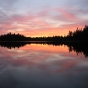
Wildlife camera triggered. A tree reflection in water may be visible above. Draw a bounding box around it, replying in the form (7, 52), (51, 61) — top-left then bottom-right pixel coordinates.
(0, 42), (88, 57)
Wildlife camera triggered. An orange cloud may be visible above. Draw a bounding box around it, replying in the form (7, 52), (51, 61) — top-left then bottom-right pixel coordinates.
(0, 24), (83, 37)
(16, 24), (83, 37)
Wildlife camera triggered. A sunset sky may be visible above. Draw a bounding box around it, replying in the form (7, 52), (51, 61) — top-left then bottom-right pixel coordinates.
(0, 0), (88, 37)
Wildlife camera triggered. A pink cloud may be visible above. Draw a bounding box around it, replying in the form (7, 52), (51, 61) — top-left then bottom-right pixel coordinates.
(55, 8), (77, 21)
(11, 14), (36, 22)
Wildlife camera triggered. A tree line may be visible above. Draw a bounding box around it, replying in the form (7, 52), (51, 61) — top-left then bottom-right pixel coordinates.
(0, 32), (26, 41)
(0, 25), (88, 41)
(65, 25), (88, 41)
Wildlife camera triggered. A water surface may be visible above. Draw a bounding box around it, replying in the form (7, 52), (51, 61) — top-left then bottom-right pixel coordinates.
(0, 44), (88, 88)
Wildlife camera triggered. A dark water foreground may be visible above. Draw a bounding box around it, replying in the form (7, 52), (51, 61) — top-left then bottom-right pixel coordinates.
(0, 42), (88, 88)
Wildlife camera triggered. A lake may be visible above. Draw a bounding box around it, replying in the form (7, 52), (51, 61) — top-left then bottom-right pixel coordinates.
(0, 43), (88, 88)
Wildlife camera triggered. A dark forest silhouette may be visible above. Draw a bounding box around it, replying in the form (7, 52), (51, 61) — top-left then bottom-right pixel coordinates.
(0, 25), (88, 42)
(0, 25), (88, 57)
(0, 32), (26, 41)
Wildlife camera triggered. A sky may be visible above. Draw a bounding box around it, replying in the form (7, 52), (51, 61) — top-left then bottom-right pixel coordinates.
(0, 0), (88, 37)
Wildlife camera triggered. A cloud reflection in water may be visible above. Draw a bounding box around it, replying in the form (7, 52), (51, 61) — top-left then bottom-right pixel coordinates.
(0, 44), (88, 88)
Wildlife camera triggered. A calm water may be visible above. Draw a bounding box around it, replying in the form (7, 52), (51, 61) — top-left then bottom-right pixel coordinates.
(0, 44), (88, 88)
